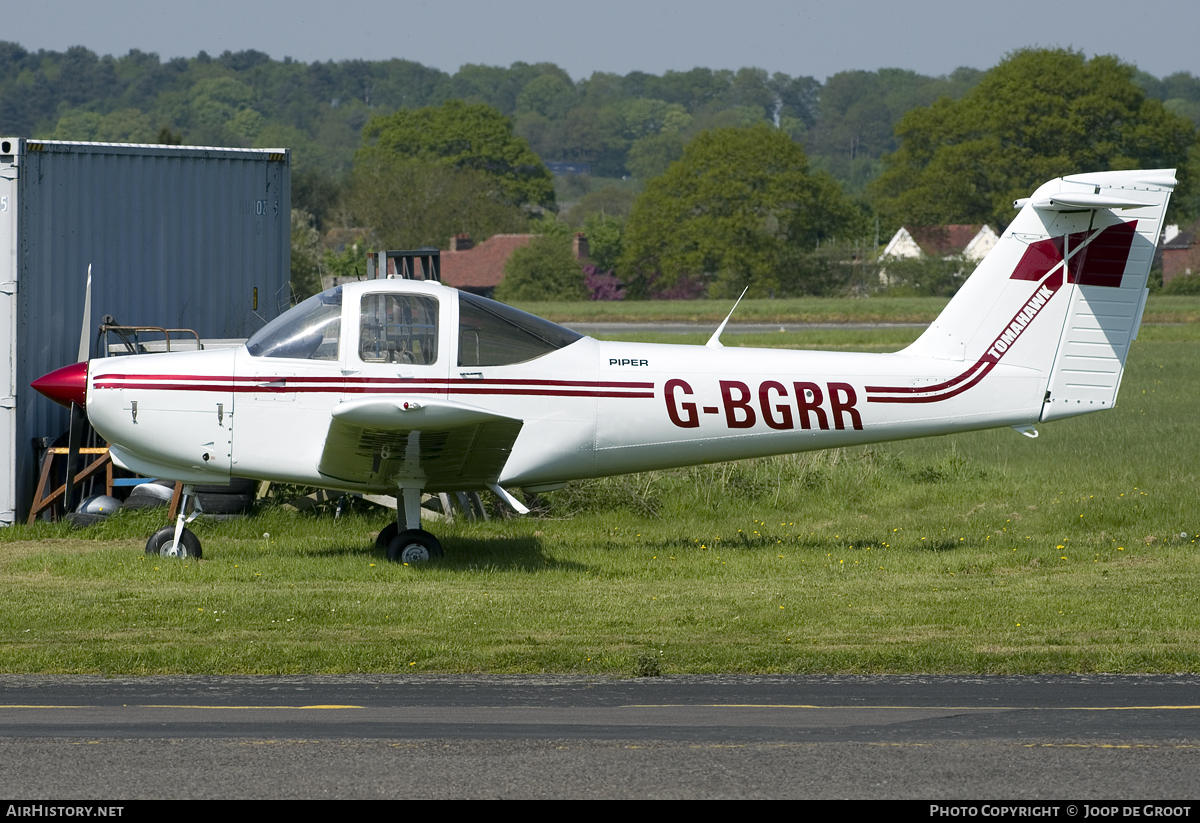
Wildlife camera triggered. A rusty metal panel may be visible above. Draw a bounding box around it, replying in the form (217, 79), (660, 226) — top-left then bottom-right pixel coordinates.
(1, 138), (290, 523)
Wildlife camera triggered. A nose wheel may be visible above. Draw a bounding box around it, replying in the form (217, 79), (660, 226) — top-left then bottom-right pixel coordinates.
(145, 526), (202, 558)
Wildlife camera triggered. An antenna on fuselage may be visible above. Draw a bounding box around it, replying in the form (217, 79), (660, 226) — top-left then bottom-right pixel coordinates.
(705, 287), (749, 349)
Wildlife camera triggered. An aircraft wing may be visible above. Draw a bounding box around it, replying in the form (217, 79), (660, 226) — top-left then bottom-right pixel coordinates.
(317, 396), (524, 492)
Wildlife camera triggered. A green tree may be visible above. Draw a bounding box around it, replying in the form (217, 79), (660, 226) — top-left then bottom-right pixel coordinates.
(580, 212), (624, 272)
(495, 232), (587, 302)
(187, 76), (262, 144)
(290, 209), (323, 300)
(542, 106), (628, 175)
(515, 73), (577, 120)
(619, 123), (856, 297)
(565, 185), (638, 227)
(348, 154), (530, 251)
(50, 110), (103, 141)
(802, 67), (983, 196)
(872, 49), (1198, 231)
(359, 99), (555, 210)
(626, 131), (686, 179)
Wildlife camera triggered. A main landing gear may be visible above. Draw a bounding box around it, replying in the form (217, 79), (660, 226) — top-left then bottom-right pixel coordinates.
(145, 483), (203, 559)
(377, 487), (443, 563)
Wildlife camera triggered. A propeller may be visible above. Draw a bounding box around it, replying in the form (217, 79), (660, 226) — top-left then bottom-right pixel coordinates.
(29, 267), (93, 520)
(62, 265), (93, 518)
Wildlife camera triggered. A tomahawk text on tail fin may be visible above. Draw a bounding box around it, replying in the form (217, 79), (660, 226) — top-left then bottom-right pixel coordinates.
(33, 169), (1173, 561)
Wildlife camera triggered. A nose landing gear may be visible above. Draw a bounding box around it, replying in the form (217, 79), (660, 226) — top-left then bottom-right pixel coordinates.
(145, 483), (203, 558)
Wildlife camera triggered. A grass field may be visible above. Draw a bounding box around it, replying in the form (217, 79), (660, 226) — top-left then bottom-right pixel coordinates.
(1, 324), (1198, 675)
(512, 294), (1200, 326)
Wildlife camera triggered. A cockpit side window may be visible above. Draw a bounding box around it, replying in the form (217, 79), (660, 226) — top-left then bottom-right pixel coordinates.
(359, 294), (439, 365)
(458, 292), (583, 367)
(246, 286), (342, 360)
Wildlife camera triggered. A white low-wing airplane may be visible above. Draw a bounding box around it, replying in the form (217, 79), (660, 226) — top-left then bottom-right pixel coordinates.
(32, 169), (1175, 562)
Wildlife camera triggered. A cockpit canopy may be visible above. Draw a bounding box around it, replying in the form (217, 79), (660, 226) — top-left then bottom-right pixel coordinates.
(245, 285), (582, 366)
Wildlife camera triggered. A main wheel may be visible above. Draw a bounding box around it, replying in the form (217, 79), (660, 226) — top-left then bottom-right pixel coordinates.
(145, 526), (202, 559)
(386, 529), (443, 563)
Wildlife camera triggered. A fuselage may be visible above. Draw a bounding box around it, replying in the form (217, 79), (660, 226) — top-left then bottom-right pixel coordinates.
(33, 168), (1176, 510)
(82, 280), (1046, 494)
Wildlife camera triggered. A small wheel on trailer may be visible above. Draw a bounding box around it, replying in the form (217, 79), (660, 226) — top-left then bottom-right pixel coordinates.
(386, 529), (443, 564)
(145, 526), (202, 559)
(375, 522), (398, 552)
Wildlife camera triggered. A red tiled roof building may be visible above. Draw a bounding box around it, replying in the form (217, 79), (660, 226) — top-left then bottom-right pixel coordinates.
(440, 232), (589, 298)
(440, 234), (536, 297)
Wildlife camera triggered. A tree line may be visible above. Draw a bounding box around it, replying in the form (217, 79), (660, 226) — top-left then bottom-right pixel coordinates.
(2, 43), (1197, 299)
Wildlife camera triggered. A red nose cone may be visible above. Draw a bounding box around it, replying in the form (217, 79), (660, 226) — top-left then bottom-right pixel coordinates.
(31, 361), (89, 408)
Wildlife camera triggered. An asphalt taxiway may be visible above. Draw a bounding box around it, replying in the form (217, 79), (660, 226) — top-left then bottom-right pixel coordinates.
(0, 675), (1197, 799)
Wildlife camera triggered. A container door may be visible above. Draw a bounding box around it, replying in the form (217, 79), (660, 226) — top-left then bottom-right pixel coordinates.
(0, 146), (17, 524)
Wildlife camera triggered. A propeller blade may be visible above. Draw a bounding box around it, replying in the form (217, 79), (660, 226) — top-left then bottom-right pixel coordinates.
(63, 264), (93, 518)
(77, 264), (92, 363)
(62, 401), (85, 519)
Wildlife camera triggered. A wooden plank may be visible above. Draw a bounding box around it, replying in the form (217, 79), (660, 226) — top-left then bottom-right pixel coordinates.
(27, 451), (112, 523)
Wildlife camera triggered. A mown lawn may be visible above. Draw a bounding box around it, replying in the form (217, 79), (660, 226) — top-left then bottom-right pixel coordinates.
(1, 324), (1197, 675)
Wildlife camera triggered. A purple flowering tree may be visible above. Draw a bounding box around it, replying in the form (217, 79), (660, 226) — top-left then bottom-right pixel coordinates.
(584, 264), (626, 300)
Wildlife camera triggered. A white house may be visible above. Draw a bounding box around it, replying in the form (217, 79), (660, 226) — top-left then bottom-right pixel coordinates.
(879, 224), (999, 285)
(881, 224), (999, 262)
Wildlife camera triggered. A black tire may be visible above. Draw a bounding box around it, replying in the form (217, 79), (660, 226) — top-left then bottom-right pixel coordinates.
(145, 526), (202, 559)
(195, 492), (253, 514)
(121, 495), (168, 510)
(375, 522), (398, 552)
(386, 529), (443, 563)
(122, 482), (174, 508)
(195, 478), (258, 495)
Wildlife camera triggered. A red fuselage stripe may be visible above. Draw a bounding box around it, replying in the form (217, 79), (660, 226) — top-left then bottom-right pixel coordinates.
(867, 361), (996, 404)
(864, 268), (1065, 404)
(92, 381), (653, 399)
(94, 373), (652, 389)
(864, 358), (988, 395)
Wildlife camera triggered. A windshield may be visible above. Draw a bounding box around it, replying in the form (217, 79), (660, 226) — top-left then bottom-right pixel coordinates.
(246, 286), (342, 360)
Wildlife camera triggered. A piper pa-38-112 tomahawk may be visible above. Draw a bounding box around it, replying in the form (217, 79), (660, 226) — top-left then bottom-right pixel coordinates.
(31, 168), (1176, 562)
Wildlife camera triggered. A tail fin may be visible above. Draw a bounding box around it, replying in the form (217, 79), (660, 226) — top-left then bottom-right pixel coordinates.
(900, 169), (1175, 423)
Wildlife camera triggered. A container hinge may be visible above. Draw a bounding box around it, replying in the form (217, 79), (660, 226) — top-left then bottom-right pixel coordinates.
(0, 281), (15, 295)
(0, 396), (15, 409)
(0, 168), (16, 180)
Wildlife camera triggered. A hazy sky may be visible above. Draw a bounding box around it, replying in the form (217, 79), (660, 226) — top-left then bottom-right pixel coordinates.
(7, 0), (1198, 81)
